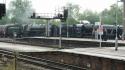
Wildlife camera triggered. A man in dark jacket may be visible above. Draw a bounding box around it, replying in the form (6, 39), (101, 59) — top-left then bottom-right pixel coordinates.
(102, 28), (107, 41)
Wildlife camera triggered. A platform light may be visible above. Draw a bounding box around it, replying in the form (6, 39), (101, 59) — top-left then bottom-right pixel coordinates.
(115, 0), (121, 51)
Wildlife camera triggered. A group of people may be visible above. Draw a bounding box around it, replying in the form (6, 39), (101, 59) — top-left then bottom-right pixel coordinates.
(93, 25), (123, 41)
(93, 26), (107, 41)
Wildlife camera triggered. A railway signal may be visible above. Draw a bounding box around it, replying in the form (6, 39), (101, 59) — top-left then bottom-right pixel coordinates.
(31, 12), (36, 18)
(30, 9), (68, 22)
(59, 8), (68, 22)
(62, 8), (68, 22)
(0, 3), (6, 19)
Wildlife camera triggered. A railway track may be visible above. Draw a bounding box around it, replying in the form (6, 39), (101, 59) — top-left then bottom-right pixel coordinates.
(0, 49), (86, 70)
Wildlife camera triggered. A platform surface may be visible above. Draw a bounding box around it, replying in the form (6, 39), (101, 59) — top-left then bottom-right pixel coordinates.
(0, 42), (55, 52)
(60, 47), (125, 61)
(0, 42), (125, 61)
(24, 36), (125, 44)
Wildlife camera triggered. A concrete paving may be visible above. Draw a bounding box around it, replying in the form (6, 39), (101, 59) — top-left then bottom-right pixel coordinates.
(0, 41), (125, 61)
(0, 42), (56, 52)
(60, 47), (125, 61)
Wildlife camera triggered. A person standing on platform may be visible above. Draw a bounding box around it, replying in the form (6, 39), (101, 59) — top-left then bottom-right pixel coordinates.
(102, 28), (107, 41)
(92, 28), (96, 39)
(117, 26), (122, 40)
(95, 28), (99, 39)
(98, 24), (103, 40)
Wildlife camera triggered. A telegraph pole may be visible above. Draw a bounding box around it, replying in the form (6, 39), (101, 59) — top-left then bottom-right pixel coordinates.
(123, 1), (125, 38)
(59, 8), (68, 49)
(121, 0), (125, 40)
(123, 0), (125, 30)
(67, 6), (71, 38)
(115, 0), (118, 51)
(59, 21), (62, 48)
(99, 14), (103, 48)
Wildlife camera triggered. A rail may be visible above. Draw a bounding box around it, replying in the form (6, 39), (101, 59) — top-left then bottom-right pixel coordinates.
(0, 49), (87, 70)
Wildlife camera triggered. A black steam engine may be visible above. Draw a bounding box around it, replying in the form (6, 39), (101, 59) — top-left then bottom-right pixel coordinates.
(0, 23), (123, 41)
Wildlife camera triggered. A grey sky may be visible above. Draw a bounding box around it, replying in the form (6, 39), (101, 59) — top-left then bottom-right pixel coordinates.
(1, 0), (121, 13)
(31, 0), (117, 13)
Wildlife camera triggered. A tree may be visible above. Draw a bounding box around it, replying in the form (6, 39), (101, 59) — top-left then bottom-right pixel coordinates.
(101, 4), (123, 25)
(66, 3), (80, 24)
(9, 0), (33, 24)
(78, 10), (99, 24)
(0, 11), (11, 25)
(34, 19), (47, 24)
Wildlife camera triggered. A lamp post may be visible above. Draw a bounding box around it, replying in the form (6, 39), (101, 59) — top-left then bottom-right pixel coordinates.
(115, 0), (119, 51)
(59, 21), (62, 48)
(67, 6), (71, 38)
(121, 0), (125, 41)
(59, 7), (68, 49)
(99, 13), (103, 48)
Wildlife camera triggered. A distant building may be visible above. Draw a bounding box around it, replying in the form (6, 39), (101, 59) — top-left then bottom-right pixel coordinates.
(95, 22), (101, 25)
(80, 20), (90, 24)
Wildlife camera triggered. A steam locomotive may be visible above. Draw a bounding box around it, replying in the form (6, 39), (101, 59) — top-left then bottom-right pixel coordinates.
(0, 23), (123, 40)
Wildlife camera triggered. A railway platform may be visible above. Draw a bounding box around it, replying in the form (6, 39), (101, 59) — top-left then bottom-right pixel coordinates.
(21, 36), (125, 47)
(0, 42), (125, 70)
(0, 42), (55, 52)
(60, 47), (125, 61)
(24, 36), (125, 44)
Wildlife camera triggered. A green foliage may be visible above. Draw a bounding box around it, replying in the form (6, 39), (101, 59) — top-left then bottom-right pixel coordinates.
(65, 3), (80, 24)
(65, 3), (123, 25)
(9, 0), (33, 24)
(0, 10), (11, 25)
(101, 4), (123, 24)
(34, 19), (47, 24)
(66, 18), (79, 25)
(0, 16), (10, 25)
(65, 3), (99, 24)
(66, 3), (80, 19)
(51, 20), (60, 25)
(78, 10), (99, 24)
